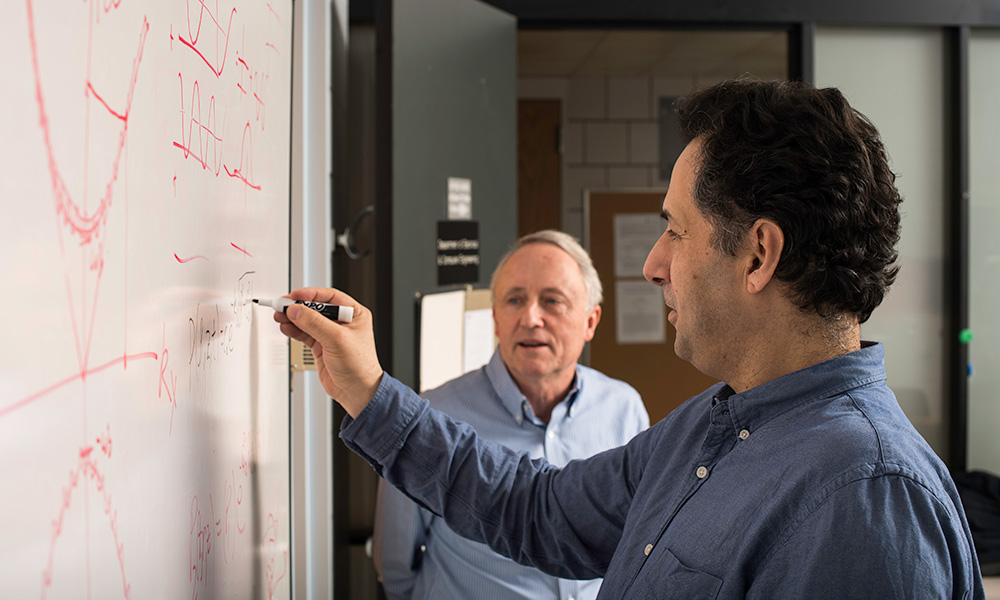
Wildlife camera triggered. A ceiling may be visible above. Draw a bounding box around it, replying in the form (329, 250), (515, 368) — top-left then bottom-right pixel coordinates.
(518, 29), (788, 80)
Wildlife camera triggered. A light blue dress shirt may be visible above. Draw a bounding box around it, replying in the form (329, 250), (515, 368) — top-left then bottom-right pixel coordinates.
(373, 349), (649, 600)
(347, 343), (985, 599)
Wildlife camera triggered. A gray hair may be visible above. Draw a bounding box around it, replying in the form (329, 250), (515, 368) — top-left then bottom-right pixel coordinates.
(490, 230), (603, 310)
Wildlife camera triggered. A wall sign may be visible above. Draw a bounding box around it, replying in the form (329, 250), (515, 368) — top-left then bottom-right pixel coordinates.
(436, 220), (480, 285)
(447, 177), (472, 220)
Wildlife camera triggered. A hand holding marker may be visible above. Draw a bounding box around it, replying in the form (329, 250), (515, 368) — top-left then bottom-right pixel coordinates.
(253, 297), (354, 323)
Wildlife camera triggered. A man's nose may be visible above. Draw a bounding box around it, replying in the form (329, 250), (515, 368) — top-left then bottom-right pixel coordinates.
(521, 300), (545, 327)
(643, 235), (670, 286)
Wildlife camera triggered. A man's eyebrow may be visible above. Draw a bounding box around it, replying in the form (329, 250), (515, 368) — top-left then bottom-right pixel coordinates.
(539, 286), (570, 298)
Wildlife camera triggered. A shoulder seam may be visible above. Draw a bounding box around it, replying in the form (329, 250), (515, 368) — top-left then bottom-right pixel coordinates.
(757, 465), (955, 575)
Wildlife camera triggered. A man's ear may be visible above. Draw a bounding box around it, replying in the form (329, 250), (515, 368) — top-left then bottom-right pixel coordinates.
(583, 305), (602, 342)
(746, 219), (784, 294)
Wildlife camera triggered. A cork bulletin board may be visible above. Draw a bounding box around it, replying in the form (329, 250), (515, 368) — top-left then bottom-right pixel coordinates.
(586, 190), (718, 424)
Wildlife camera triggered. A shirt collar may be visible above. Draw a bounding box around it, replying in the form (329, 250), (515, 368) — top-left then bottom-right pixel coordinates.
(718, 342), (887, 434)
(485, 349), (585, 423)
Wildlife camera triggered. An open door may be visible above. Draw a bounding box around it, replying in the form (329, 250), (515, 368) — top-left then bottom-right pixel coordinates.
(337, 1), (517, 597)
(377, 0), (518, 387)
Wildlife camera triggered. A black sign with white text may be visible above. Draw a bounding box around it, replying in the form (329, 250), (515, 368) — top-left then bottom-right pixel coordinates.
(436, 221), (480, 285)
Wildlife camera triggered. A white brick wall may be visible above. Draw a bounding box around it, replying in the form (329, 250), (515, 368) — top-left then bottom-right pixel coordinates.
(609, 77), (652, 119)
(629, 122), (659, 164)
(585, 122), (629, 163)
(609, 166), (651, 188)
(520, 74), (701, 240)
(566, 76), (606, 119)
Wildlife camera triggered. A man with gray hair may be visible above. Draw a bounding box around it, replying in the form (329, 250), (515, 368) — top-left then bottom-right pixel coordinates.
(373, 230), (649, 600)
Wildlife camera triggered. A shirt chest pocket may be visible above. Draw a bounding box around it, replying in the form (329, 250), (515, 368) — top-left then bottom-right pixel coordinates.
(636, 546), (723, 600)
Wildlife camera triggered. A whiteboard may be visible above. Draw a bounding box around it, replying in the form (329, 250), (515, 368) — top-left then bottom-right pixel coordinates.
(0, 0), (293, 598)
(417, 288), (495, 392)
(418, 290), (466, 392)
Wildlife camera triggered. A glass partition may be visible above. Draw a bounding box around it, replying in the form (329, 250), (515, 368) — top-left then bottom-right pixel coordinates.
(816, 27), (947, 456)
(968, 30), (1000, 474)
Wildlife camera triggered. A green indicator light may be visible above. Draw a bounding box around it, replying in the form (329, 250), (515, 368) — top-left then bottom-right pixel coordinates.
(959, 329), (974, 344)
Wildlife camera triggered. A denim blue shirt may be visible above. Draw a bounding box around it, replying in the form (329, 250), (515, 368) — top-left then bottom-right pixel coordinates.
(373, 350), (649, 600)
(343, 343), (985, 599)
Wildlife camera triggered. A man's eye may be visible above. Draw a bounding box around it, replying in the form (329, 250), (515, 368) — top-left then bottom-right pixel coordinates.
(666, 229), (681, 240)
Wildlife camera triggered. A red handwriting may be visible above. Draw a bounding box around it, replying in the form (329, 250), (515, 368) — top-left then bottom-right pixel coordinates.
(216, 470), (237, 563)
(189, 494), (214, 600)
(202, 475), (241, 568)
(173, 74), (223, 174)
(263, 513), (288, 599)
(93, 0), (124, 20)
(32, 16), (149, 245)
(234, 471), (246, 535)
(42, 453), (131, 600)
(159, 324), (179, 435)
(96, 424), (113, 458)
(239, 432), (252, 478)
(266, 3), (281, 22)
(178, 3), (237, 78)
(230, 242), (252, 257)
(223, 123), (261, 191)
(174, 253), (209, 263)
(188, 431), (271, 595)
(0, 352), (157, 420)
(27, 0), (149, 386)
(235, 34), (268, 130)
(86, 81), (127, 122)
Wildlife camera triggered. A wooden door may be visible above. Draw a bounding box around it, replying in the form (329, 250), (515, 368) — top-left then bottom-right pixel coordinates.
(518, 99), (562, 236)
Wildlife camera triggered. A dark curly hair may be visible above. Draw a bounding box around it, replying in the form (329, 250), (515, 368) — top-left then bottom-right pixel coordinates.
(676, 79), (902, 323)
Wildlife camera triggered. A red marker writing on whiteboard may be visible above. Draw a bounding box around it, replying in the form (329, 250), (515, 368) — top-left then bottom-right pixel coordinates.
(253, 298), (354, 323)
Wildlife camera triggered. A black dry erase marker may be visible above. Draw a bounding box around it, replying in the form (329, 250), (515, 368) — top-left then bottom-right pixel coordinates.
(253, 298), (354, 323)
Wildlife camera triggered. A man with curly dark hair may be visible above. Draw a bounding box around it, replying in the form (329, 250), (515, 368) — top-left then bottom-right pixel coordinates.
(274, 79), (985, 599)
(675, 79), (901, 323)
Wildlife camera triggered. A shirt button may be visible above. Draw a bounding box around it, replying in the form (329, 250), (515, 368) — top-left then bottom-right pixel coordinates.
(548, 430), (555, 439)
(696, 466), (709, 479)
(739, 429), (750, 440)
(644, 543), (653, 556)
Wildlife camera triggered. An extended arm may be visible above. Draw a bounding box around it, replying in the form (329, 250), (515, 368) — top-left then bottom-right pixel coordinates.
(342, 373), (642, 579)
(276, 287), (644, 578)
